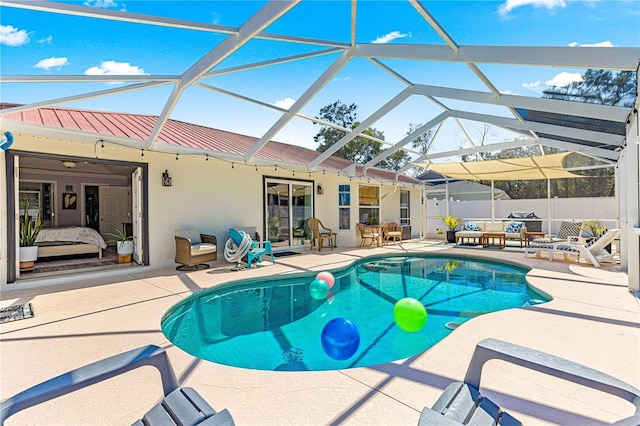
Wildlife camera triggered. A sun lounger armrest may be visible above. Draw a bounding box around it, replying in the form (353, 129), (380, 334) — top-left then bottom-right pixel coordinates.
(0, 345), (180, 424)
(418, 406), (465, 426)
(464, 339), (640, 425)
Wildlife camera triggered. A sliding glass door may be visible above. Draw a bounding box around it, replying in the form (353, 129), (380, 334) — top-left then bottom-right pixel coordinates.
(265, 179), (313, 249)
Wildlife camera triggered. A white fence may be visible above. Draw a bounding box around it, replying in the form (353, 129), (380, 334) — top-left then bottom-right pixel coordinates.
(424, 197), (618, 235)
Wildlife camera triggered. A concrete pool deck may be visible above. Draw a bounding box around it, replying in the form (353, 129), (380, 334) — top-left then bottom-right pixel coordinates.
(1, 240), (639, 425)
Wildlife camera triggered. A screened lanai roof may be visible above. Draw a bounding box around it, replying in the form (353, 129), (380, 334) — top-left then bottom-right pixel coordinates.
(0, 0), (638, 178)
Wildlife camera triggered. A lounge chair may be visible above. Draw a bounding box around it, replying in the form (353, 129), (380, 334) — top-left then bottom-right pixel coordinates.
(308, 218), (335, 251)
(525, 228), (620, 268)
(228, 228), (275, 269)
(174, 229), (217, 270)
(382, 222), (403, 245)
(418, 338), (640, 426)
(0, 345), (235, 425)
(530, 219), (583, 245)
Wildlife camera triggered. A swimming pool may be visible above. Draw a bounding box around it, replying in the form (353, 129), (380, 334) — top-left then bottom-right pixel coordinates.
(161, 254), (548, 371)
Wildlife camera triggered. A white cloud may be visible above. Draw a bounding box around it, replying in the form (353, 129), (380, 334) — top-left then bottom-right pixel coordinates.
(522, 80), (542, 93)
(545, 72), (583, 87)
(274, 97), (295, 109)
(84, 60), (148, 75)
(569, 40), (614, 47)
(499, 0), (566, 15)
(0, 25), (30, 46)
(34, 56), (69, 71)
(37, 35), (53, 44)
(372, 31), (410, 44)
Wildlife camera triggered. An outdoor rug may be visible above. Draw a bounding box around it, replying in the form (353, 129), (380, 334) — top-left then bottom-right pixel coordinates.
(0, 303), (34, 324)
(273, 251), (302, 258)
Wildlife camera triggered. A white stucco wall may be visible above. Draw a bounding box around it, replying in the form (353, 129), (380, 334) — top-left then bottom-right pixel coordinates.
(1, 133), (422, 283)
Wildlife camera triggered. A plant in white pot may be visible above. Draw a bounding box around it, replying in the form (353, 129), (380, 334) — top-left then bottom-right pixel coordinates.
(19, 196), (43, 271)
(106, 228), (134, 262)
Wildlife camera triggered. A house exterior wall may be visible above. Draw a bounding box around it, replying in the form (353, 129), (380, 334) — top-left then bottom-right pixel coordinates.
(1, 132), (421, 284)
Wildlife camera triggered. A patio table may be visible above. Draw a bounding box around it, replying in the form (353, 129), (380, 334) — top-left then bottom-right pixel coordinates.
(482, 232), (505, 249)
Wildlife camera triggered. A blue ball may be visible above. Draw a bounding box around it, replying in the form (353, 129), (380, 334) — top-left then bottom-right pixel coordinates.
(309, 279), (330, 300)
(321, 317), (360, 360)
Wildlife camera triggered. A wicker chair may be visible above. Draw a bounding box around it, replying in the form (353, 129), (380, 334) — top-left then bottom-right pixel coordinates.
(382, 222), (403, 245)
(174, 229), (217, 270)
(357, 223), (380, 247)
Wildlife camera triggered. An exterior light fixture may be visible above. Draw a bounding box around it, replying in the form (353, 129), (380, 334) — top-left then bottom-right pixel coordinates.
(317, 183), (324, 195)
(62, 161), (77, 168)
(162, 169), (172, 187)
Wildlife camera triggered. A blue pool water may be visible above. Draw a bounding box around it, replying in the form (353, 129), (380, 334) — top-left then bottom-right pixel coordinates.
(161, 255), (549, 371)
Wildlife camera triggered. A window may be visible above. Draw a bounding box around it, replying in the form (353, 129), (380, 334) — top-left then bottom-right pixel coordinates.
(359, 185), (379, 225)
(400, 190), (410, 226)
(338, 184), (350, 230)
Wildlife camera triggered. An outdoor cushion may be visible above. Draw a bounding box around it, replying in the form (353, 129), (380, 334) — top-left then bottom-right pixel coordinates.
(464, 221), (481, 231)
(190, 243), (216, 256)
(175, 229), (202, 244)
(505, 221), (525, 234)
(484, 222), (504, 232)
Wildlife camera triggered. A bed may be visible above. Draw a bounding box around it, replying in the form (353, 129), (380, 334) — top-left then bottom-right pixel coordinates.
(35, 227), (107, 259)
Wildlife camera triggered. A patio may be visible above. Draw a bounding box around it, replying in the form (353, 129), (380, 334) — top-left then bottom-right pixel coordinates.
(1, 240), (638, 425)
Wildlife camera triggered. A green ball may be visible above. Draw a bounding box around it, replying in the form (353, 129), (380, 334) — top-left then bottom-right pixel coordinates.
(393, 298), (427, 332)
(309, 279), (330, 300)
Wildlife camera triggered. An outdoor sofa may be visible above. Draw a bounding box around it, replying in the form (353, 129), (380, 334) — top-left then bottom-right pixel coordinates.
(455, 221), (527, 246)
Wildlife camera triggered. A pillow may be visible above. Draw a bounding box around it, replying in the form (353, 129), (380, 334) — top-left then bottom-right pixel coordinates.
(464, 221), (481, 231)
(505, 221), (525, 234)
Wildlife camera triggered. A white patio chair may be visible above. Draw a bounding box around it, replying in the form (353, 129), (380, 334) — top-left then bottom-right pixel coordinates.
(524, 228), (620, 268)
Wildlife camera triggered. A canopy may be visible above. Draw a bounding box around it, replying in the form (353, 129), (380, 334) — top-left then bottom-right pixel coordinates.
(412, 152), (581, 181)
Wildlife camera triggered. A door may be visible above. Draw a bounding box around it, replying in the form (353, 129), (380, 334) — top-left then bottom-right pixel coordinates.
(265, 179), (313, 248)
(131, 167), (143, 264)
(99, 186), (131, 243)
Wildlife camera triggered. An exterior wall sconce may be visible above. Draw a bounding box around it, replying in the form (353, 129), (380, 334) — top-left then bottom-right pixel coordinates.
(317, 183), (324, 195)
(162, 169), (172, 187)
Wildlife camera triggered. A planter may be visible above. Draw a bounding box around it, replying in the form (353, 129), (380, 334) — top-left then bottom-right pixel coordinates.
(446, 231), (457, 244)
(19, 246), (38, 271)
(116, 240), (134, 263)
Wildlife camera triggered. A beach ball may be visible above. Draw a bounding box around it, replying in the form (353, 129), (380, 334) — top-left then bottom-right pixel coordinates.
(321, 317), (360, 360)
(315, 271), (335, 288)
(309, 279), (330, 300)
(393, 298), (427, 332)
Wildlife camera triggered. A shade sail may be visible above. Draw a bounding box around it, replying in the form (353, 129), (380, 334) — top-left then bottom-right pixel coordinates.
(413, 152), (581, 181)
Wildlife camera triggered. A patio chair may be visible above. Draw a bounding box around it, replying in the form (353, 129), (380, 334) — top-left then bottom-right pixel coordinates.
(357, 223), (380, 247)
(174, 229), (217, 270)
(382, 222), (403, 245)
(525, 228), (620, 268)
(0, 345), (235, 426)
(228, 228), (275, 269)
(418, 338), (640, 426)
(308, 218), (335, 251)
(531, 220), (583, 245)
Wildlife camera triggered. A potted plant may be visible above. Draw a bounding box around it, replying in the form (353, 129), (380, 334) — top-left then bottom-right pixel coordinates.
(580, 220), (610, 251)
(106, 228), (134, 263)
(19, 196), (43, 271)
(438, 215), (461, 243)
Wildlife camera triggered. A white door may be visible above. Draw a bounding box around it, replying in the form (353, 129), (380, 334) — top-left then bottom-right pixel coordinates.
(131, 168), (143, 264)
(99, 186), (131, 243)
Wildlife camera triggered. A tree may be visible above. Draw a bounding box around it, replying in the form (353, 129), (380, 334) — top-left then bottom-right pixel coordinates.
(314, 100), (410, 170)
(543, 69), (636, 107)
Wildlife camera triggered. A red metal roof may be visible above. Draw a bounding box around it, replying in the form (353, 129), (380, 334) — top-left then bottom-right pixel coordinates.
(1, 104), (419, 184)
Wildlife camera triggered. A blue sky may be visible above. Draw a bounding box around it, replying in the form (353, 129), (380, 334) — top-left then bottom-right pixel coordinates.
(1, 0), (639, 155)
